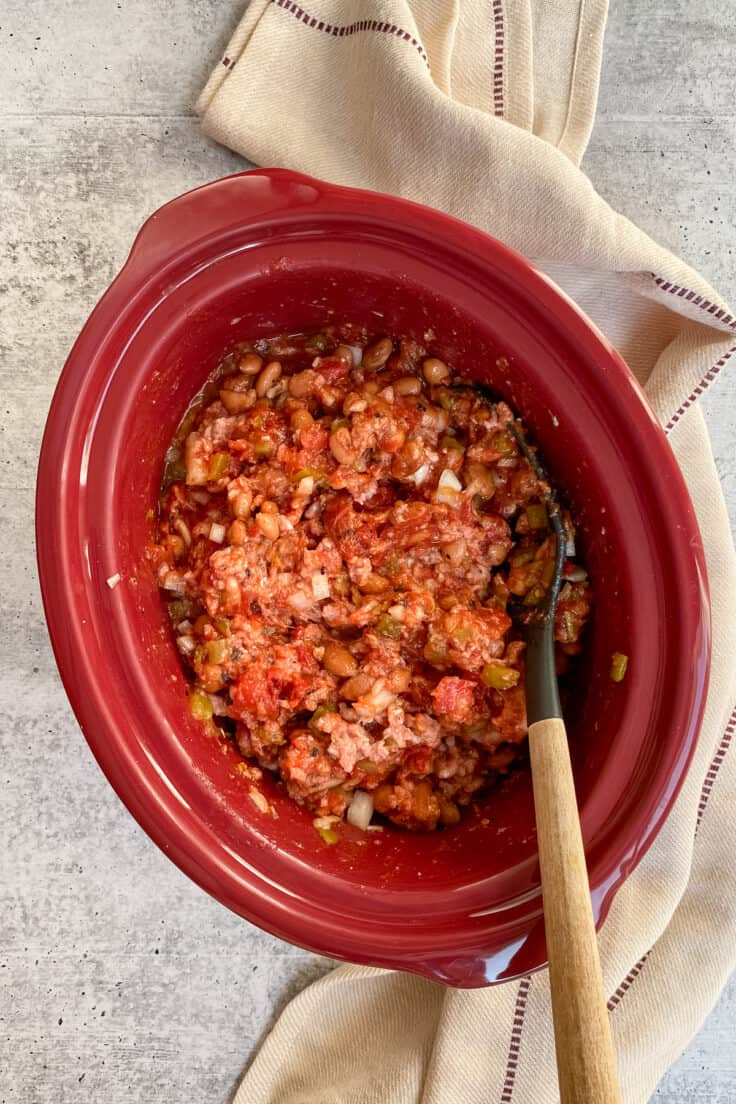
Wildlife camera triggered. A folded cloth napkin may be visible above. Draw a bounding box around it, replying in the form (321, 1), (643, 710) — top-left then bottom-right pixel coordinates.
(198, 2), (736, 1100)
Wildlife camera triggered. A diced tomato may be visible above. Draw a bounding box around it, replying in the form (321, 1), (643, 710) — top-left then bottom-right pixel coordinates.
(431, 676), (479, 723)
(402, 745), (435, 776)
(323, 494), (355, 540)
(230, 667), (281, 721)
(315, 356), (351, 384)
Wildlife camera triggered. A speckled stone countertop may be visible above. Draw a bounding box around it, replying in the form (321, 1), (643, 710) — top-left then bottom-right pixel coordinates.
(1, 1), (734, 1100)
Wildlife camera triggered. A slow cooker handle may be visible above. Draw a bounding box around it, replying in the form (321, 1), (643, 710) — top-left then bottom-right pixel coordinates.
(122, 169), (329, 276)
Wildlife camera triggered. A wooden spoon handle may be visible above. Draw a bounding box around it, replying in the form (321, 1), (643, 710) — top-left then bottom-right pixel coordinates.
(528, 716), (622, 1104)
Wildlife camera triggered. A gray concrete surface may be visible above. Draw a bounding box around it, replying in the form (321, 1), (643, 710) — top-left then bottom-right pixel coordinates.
(1, 1), (734, 1101)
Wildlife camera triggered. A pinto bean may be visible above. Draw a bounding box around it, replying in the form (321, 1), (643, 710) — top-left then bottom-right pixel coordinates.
(256, 505), (280, 540)
(362, 337), (393, 370)
(290, 407), (314, 431)
(394, 376), (422, 396)
(422, 357), (450, 384)
(340, 673), (373, 700)
(323, 642), (358, 678)
(391, 438), (425, 480)
(220, 387), (255, 413)
(387, 666), (411, 692)
(334, 344), (355, 366)
(288, 370), (317, 398)
(329, 427), (357, 466)
(464, 461), (495, 498)
(411, 780), (436, 821)
(228, 483), (252, 518)
(255, 360), (282, 397)
(438, 797), (461, 826)
(360, 573), (390, 594)
(440, 538), (467, 565)
(239, 352), (263, 375)
(228, 519), (247, 545)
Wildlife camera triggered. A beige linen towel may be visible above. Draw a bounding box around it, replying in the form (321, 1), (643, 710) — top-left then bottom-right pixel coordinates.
(197, 3), (736, 1100)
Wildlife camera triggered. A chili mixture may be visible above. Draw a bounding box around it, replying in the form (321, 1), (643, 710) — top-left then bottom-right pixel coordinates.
(150, 328), (590, 833)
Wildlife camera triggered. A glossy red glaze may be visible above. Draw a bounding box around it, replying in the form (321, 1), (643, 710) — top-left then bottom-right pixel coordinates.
(36, 170), (710, 987)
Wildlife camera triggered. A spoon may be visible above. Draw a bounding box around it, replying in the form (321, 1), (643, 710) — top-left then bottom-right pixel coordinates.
(509, 423), (622, 1104)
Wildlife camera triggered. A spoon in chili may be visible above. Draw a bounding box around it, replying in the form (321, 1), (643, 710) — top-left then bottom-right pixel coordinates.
(509, 423), (622, 1104)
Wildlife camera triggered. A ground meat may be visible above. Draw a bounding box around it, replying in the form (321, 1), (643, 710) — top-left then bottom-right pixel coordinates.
(151, 328), (591, 832)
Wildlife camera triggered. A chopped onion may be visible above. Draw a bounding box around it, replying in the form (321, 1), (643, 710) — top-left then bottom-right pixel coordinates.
(297, 475), (315, 497)
(249, 787), (270, 814)
(436, 488), (462, 507)
(436, 467), (463, 506)
(347, 790), (374, 830)
(177, 634), (196, 654)
(496, 457), (518, 468)
(209, 522), (226, 544)
(410, 463), (430, 485)
(175, 518), (192, 546)
(208, 693), (228, 716)
(313, 815), (340, 830)
(105, 572), (121, 590)
(438, 468), (462, 491)
(312, 571), (331, 600)
(288, 590), (312, 611)
(348, 344), (363, 366)
(162, 573), (186, 593)
(565, 537), (576, 558)
(176, 619), (193, 633)
(566, 566), (588, 582)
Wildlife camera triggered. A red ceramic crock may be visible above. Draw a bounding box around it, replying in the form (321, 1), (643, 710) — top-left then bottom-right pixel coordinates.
(36, 169), (710, 987)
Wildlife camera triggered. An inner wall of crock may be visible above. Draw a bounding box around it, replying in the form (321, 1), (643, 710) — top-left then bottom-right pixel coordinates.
(87, 236), (663, 915)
